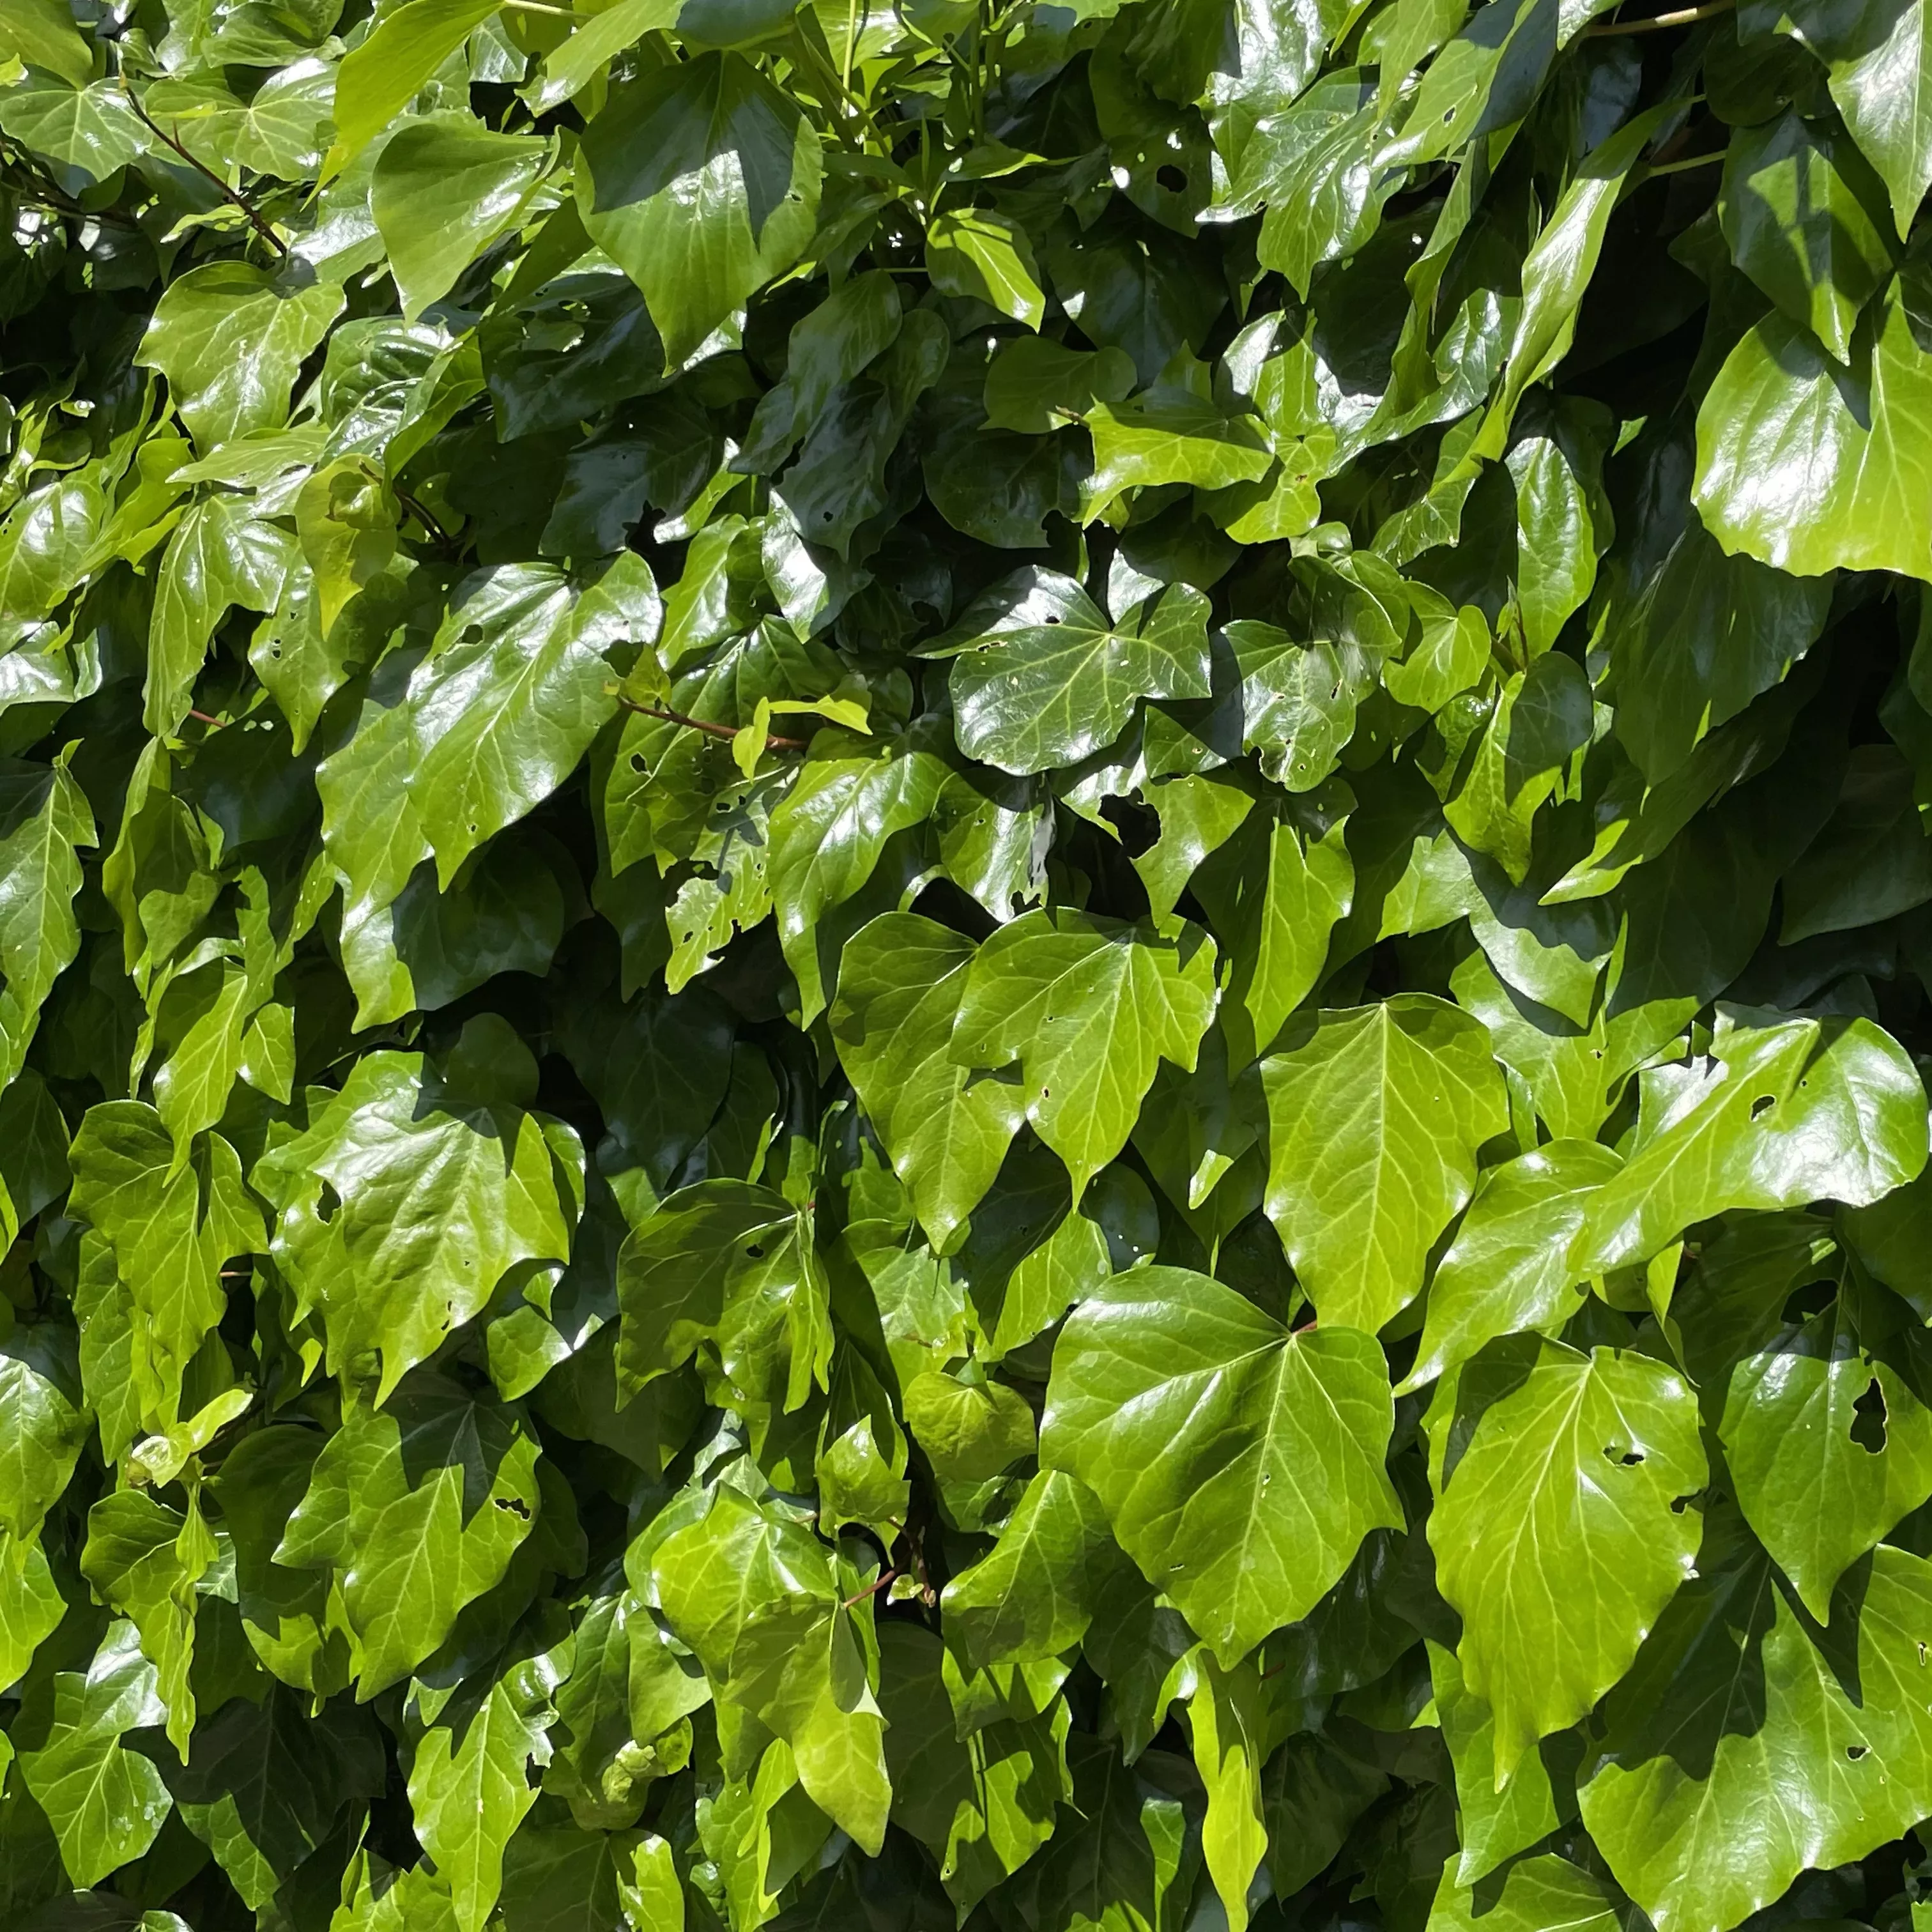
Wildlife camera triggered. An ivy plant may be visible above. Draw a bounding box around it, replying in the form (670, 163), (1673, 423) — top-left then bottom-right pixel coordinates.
(4, 0), (1932, 1928)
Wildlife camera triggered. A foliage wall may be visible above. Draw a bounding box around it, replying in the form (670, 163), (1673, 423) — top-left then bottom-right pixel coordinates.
(4, 0), (1932, 1928)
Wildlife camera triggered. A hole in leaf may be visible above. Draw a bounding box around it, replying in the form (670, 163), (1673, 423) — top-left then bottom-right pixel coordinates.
(1853, 1376), (1888, 1454)
(1782, 1276), (1837, 1324)
(746, 1243), (765, 1259)
(1750, 1094), (1775, 1121)
(1156, 164), (1186, 192)
(494, 1496), (532, 1519)
(1607, 1446), (1644, 1466)
(1848, 1744), (1870, 1761)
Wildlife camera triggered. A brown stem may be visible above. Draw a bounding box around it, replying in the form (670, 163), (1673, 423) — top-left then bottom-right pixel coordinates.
(613, 693), (809, 752)
(119, 82), (289, 259)
(841, 1570), (897, 1610)
(187, 708), (227, 728)
(1585, 0), (1733, 33)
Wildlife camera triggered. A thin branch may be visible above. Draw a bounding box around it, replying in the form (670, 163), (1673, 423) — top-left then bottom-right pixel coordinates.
(501, 1), (579, 16)
(613, 693), (809, 751)
(118, 81), (289, 259)
(1586, 0), (1733, 33)
(187, 708), (227, 728)
(842, 1570), (898, 1610)
(394, 486), (455, 550)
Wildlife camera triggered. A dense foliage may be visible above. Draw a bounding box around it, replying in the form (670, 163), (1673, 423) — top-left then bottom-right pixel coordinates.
(6, 0), (1932, 1925)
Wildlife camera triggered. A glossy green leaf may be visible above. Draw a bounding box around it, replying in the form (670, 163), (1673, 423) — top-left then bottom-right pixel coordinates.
(1432, 1340), (1707, 1785)
(1261, 995), (1510, 1334)
(1042, 1266), (1402, 1664)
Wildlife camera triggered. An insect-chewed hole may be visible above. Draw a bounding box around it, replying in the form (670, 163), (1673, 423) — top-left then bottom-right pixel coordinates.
(1852, 1376), (1889, 1455)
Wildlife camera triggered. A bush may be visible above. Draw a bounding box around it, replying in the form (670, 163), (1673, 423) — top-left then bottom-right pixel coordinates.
(1, 1), (1931, 1930)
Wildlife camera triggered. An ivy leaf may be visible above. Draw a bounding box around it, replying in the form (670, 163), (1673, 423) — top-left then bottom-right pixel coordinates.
(0, 1322), (88, 1545)
(137, 264), (344, 451)
(1695, 293), (1932, 581)
(1261, 995), (1509, 1334)
(926, 208), (1046, 327)
(652, 1485), (890, 1851)
(408, 1645), (563, 1932)
(68, 1107), (260, 1439)
(275, 1372), (545, 1696)
(256, 1038), (583, 1404)
(950, 908), (1220, 1199)
(829, 912), (1027, 1253)
(1719, 1302), (1932, 1621)
(1041, 1266), (1402, 1665)
(928, 572), (1213, 776)
(0, 753), (94, 1085)
(579, 52), (824, 369)
(1425, 1853), (1620, 1932)
(1403, 1140), (1623, 1393)
(169, 1689), (384, 1908)
(1431, 1340), (1707, 1787)
(1571, 1006), (1928, 1274)
(410, 562), (645, 887)
(940, 1469), (1121, 1669)
(615, 1180), (831, 1414)
(1579, 1523), (1932, 1932)
(79, 1487), (215, 1754)
(18, 1621), (174, 1888)
(371, 116), (549, 321)
(1719, 109), (1892, 365)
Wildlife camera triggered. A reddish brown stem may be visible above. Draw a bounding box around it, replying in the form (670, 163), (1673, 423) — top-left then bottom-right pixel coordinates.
(614, 694), (808, 752)
(842, 1570), (898, 1610)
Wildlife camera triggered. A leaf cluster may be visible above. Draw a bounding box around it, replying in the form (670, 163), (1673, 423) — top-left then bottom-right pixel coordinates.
(4, 1), (1932, 1931)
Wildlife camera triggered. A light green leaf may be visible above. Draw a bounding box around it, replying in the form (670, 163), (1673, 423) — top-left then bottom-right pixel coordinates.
(139, 264), (345, 452)
(950, 908), (1220, 1199)
(926, 208), (1046, 327)
(941, 1469), (1120, 1669)
(1431, 1340), (1707, 1786)
(1571, 1005), (1928, 1273)
(1721, 1300), (1932, 1621)
(1041, 1266), (1402, 1665)
(409, 1646), (562, 1932)
(1261, 995), (1509, 1335)
(275, 1372), (544, 1696)
(1404, 1139), (1623, 1393)
(829, 912), (1026, 1254)
(328, 0), (500, 167)
(372, 115), (549, 320)
(616, 1179), (831, 1414)
(1579, 1524), (1932, 1932)
(18, 1621), (173, 1888)
(1695, 291), (1932, 581)
(256, 1041), (581, 1403)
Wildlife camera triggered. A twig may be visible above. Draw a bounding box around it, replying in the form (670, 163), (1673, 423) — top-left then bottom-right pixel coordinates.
(187, 708), (227, 728)
(842, 1570), (897, 1609)
(119, 81), (289, 259)
(394, 487), (454, 550)
(1586, 0), (1733, 33)
(613, 693), (809, 751)
(501, 1), (578, 13)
